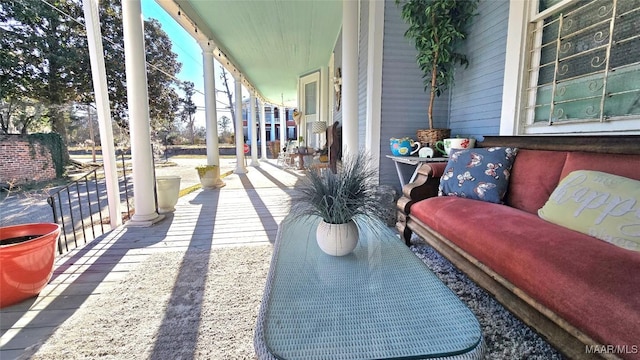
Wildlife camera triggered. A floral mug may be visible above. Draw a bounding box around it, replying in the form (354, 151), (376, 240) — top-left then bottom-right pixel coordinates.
(390, 137), (421, 156)
(435, 138), (476, 156)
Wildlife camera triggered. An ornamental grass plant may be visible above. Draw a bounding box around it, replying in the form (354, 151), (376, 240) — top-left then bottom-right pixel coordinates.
(289, 153), (389, 229)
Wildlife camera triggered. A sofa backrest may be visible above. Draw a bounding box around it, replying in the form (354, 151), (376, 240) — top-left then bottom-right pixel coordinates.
(505, 149), (640, 214)
(505, 149), (567, 214)
(560, 152), (640, 181)
(477, 135), (640, 215)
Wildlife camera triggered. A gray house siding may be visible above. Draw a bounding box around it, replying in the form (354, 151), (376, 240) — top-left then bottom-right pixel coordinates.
(358, 1), (369, 149)
(330, 0), (508, 191)
(378, 0), (450, 191)
(448, 1), (509, 140)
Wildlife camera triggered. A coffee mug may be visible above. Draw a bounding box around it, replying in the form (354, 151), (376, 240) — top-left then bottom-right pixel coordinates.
(390, 137), (421, 156)
(435, 138), (476, 156)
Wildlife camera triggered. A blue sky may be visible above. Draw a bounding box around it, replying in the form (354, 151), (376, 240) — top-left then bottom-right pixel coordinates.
(140, 1), (233, 128)
(141, 1), (203, 93)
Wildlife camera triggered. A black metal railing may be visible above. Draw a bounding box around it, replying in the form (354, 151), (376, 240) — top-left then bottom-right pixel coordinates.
(48, 152), (133, 255)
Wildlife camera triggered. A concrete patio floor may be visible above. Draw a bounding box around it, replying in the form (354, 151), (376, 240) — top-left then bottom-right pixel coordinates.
(0, 160), (304, 359)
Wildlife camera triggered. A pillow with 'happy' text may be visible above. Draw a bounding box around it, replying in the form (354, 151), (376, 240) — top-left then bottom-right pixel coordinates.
(538, 170), (640, 251)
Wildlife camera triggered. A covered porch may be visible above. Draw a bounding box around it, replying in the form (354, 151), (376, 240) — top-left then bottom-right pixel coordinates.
(0, 159), (562, 359)
(0, 161), (300, 358)
(84, 0), (352, 228)
(2, 0), (636, 357)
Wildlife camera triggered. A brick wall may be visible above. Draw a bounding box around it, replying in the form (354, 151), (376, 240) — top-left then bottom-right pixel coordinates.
(0, 135), (56, 186)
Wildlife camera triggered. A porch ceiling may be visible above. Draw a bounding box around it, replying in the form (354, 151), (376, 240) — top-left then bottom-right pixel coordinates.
(167, 0), (342, 107)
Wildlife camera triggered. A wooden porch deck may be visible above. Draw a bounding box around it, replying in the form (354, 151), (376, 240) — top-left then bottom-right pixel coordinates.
(0, 160), (303, 359)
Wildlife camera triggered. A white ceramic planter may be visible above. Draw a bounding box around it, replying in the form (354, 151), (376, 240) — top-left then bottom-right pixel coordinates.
(156, 175), (181, 213)
(316, 220), (359, 256)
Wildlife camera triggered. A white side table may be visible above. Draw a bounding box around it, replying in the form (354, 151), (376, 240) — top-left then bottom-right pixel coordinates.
(386, 155), (448, 188)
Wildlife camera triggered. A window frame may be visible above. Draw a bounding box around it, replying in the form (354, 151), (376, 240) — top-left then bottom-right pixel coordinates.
(500, 0), (640, 135)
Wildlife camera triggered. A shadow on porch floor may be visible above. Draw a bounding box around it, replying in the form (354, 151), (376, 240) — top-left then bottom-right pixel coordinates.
(0, 160), (302, 359)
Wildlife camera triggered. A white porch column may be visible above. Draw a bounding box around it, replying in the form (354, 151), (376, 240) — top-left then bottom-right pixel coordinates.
(201, 43), (220, 167)
(280, 106), (287, 151)
(270, 105), (276, 141)
(249, 93), (259, 166)
(122, 0), (162, 226)
(260, 100), (268, 160)
(365, 0), (384, 180)
(82, 0), (121, 228)
(234, 76), (247, 174)
(342, 0), (359, 158)
(201, 41), (225, 187)
(247, 104), (252, 146)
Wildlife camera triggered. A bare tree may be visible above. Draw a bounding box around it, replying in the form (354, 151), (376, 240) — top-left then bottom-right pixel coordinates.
(218, 115), (233, 143)
(219, 66), (236, 125)
(180, 81), (197, 143)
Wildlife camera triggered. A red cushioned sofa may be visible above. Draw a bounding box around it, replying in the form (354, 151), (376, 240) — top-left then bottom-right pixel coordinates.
(396, 135), (640, 360)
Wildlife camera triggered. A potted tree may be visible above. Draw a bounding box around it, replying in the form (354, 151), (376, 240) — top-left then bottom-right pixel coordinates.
(397, 0), (479, 148)
(288, 153), (389, 256)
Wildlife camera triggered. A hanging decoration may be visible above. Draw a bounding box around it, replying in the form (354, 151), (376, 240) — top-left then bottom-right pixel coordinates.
(333, 67), (342, 111)
(293, 109), (302, 126)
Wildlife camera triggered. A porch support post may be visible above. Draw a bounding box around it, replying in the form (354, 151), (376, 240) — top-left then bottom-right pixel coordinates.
(280, 106), (287, 150)
(121, 0), (162, 226)
(201, 41), (225, 187)
(249, 93), (260, 166)
(365, 0), (384, 180)
(82, 0), (121, 228)
(270, 105), (276, 141)
(234, 75), (247, 174)
(342, 0), (359, 158)
(247, 101), (252, 151)
(260, 100), (268, 160)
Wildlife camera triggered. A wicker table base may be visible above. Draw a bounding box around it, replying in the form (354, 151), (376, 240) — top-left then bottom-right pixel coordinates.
(255, 216), (484, 360)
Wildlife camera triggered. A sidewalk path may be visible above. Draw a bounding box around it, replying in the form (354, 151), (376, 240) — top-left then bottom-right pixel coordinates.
(0, 156), (239, 228)
(154, 156), (236, 190)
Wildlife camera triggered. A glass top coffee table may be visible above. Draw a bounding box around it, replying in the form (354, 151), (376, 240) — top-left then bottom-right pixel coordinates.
(255, 216), (484, 360)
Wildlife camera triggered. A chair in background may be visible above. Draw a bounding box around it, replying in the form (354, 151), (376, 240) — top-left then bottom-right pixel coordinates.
(276, 148), (289, 167)
(277, 140), (297, 168)
(309, 152), (330, 174)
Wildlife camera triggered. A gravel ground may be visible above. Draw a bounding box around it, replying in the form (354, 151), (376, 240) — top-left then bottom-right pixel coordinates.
(21, 240), (563, 360)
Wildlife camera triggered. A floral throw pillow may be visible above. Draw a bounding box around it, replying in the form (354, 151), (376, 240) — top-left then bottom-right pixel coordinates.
(438, 147), (519, 204)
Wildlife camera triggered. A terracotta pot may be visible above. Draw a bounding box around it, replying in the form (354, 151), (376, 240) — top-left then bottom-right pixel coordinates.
(0, 223), (61, 308)
(315, 220), (358, 256)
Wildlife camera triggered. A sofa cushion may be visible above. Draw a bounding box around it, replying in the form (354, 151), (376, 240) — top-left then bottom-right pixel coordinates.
(539, 170), (640, 251)
(504, 149), (568, 214)
(561, 152), (640, 182)
(411, 196), (640, 350)
(438, 147), (518, 204)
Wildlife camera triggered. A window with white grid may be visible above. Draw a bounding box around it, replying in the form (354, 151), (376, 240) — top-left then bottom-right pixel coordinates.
(523, 0), (640, 133)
